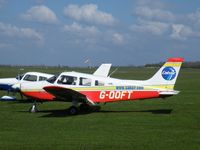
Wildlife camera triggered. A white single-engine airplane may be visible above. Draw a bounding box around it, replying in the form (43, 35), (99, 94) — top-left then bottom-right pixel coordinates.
(0, 63), (111, 97)
(20, 58), (184, 115)
(0, 72), (53, 93)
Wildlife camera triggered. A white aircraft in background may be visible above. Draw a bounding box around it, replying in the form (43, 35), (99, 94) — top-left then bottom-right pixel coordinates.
(20, 58), (184, 115)
(0, 64), (112, 93)
(0, 72), (54, 97)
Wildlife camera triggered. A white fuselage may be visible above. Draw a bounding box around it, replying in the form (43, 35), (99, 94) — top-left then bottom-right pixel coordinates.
(0, 72), (53, 91)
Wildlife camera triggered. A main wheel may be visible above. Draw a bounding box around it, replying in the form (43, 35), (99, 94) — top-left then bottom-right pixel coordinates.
(68, 106), (78, 115)
(79, 103), (91, 112)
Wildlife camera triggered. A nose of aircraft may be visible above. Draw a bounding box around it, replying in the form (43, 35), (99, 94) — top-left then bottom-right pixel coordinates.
(20, 82), (35, 98)
(12, 83), (20, 91)
(20, 81), (55, 100)
(0, 78), (18, 91)
(20, 81), (45, 91)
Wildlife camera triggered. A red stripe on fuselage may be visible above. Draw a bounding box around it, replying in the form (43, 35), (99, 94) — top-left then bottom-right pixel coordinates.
(22, 90), (160, 103)
(80, 90), (160, 103)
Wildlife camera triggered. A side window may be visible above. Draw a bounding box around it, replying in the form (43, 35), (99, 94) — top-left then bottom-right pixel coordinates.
(39, 76), (47, 81)
(95, 80), (104, 86)
(57, 75), (77, 85)
(23, 75), (37, 82)
(79, 77), (92, 86)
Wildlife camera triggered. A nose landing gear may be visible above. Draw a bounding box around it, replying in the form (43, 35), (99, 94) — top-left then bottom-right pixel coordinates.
(29, 101), (38, 113)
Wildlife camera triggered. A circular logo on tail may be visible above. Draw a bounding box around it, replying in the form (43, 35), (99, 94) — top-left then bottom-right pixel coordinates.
(162, 67), (176, 81)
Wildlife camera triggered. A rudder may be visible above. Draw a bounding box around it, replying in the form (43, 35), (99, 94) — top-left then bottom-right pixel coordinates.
(146, 58), (184, 90)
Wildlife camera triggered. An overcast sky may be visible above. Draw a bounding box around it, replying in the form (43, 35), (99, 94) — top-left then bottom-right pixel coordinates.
(0, 0), (200, 66)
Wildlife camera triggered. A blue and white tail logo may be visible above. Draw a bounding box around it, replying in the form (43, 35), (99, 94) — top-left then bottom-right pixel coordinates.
(146, 58), (184, 90)
(161, 67), (176, 81)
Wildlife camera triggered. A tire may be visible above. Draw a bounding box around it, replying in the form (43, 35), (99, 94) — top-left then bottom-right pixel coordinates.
(68, 106), (78, 115)
(79, 103), (90, 112)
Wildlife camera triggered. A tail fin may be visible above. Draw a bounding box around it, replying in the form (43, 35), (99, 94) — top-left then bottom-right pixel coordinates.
(93, 64), (112, 77)
(146, 58), (184, 90)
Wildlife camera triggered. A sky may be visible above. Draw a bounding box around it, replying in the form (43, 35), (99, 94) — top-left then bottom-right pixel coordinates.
(0, 0), (200, 66)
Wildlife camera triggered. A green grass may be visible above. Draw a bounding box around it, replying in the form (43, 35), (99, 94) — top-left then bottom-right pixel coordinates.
(0, 67), (199, 150)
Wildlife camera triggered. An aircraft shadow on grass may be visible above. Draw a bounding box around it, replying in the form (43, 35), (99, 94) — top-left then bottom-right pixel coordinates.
(37, 108), (173, 118)
(39, 106), (102, 118)
(99, 109), (173, 114)
(0, 99), (33, 104)
(12, 100), (173, 117)
(9, 99), (173, 117)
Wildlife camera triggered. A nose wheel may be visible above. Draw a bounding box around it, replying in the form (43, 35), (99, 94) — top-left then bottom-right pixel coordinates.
(29, 101), (38, 113)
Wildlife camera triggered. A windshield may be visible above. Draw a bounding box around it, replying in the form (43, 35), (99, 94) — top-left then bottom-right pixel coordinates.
(23, 74), (37, 81)
(47, 74), (59, 83)
(16, 74), (25, 80)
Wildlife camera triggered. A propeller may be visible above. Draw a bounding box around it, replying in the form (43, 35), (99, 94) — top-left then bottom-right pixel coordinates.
(11, 68), (24, 99)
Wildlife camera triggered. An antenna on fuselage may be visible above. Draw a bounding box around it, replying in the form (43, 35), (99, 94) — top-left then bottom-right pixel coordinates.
(84, 59), (92, 69)
(108, 68), (118, 77)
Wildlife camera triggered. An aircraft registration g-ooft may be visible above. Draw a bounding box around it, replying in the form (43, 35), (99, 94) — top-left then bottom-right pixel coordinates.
(20, 58), (184, 115)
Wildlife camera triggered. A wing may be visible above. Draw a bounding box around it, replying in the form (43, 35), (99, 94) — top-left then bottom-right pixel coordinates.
(43, 86), (87, 103)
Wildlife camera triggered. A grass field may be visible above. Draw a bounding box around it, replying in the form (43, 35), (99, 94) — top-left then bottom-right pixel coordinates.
(0, 66), (199, 150)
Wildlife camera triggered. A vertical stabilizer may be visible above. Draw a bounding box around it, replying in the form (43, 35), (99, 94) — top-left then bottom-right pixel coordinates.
(146, 58), (184, 90)
(93, 64), (112, 77)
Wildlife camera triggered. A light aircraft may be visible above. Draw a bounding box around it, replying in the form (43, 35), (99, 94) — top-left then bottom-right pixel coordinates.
(0, 63), (111, 93)
(0, 72), (53, 94)
(20, 58), (184, 115)
(20, 63), (112, 112)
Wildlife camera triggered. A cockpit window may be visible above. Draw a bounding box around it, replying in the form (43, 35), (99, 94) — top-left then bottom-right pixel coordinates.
(23, 75), (37, 81)
(39, 76), (47, 81)
(16, 74), (25, 80)
(57, 75), (77, 85)
(47, 74), (59, 84)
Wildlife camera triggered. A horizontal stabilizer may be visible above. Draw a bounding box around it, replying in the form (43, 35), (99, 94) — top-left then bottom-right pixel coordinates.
(0, 95), (16, 101)
(159, 90), (180, 95)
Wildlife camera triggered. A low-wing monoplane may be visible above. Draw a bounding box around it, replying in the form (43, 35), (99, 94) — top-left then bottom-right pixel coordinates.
(20, 58), (184, 114)
(0, 72), (53, 93)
